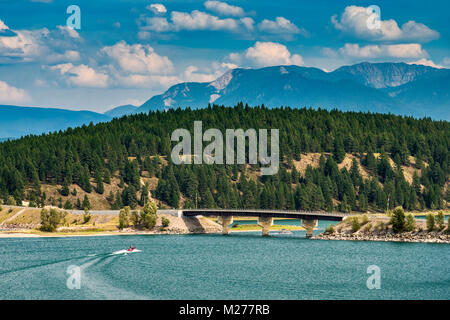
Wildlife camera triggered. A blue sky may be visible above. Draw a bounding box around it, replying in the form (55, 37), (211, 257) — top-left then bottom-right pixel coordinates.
(0, 0), (448, 112)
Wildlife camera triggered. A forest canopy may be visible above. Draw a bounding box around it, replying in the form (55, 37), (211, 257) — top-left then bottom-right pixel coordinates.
(0, 104), (448, 212)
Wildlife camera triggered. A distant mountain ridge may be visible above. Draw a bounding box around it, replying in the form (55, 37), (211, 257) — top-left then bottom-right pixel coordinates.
(136, 62), (450, 120)
(0, 62), (448, 139)
(0, 105), (111, 139)
(104, 104), (137, 118)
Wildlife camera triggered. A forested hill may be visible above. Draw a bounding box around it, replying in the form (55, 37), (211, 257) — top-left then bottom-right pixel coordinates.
(0, 104), (448, 212)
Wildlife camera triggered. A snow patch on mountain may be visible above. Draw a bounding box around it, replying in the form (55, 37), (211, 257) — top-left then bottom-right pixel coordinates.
(209, 70), (233, 91)
(209, 94), (221, 103)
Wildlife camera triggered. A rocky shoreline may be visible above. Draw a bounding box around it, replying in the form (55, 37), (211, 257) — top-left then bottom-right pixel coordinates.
(313, 212), (450, 244)
(313, 232), (450, 244)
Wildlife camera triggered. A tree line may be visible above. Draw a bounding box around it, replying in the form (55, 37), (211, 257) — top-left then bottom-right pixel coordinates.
(0, 103), (448, 212)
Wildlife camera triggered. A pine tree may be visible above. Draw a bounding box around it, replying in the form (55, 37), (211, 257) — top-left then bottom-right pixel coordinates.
(60, 179), (70, 196)
(82, 195), (91, 210)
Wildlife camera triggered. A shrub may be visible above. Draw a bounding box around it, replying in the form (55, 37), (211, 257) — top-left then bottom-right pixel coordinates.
(405, 214), (416, 232)
(325, 224), (334, 234)
(40, 208), (66, 232)
(161, 216), (170, 228)
(436, 211), (445, 230)
(6, 196), (16, 206)
(361, 214), (369, 225)
(63, 200), (73, 210)
(0, 205), (2, 211)
(391, 206), (406, 233)
(351, 217), (360, 232)
(118, 207), (130, 230)
(426, 213), (435, 231)
(83, 208), (92, 224)
(364, 223), (372, 232)
(140, 202), (157, 229)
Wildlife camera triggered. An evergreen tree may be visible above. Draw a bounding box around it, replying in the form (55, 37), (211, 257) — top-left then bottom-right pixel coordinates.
(82, 195), (91, 210)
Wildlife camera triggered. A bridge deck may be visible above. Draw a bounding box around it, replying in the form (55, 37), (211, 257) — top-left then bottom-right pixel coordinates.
(182, 209), (349, 221)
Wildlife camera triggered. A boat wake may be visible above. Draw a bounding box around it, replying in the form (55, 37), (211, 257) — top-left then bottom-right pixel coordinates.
(112, 249), (142, 255)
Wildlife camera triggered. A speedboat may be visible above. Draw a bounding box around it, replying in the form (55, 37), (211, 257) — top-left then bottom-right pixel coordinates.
(112, 247), (142, 255)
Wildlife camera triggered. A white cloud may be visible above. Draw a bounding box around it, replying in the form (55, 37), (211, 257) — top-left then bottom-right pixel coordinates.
(171, 10), (240, 31)
(183, 65), (222, 83)
(0, 80), (31, 104)
(146, 3), (167, 14)
(243, 41), (303, 67)
(204, 1), (245, 17)
(220, 62), (238, 69)
(331, 5), (439, 42)
(0, 19), (8, 31)
(112, 74), (180, 88)
(100, 41), (174, 75)
(0, 20), (82, 64)
(49, 63), (109, 88)
(339, 43), (427, 59)
(140, 17), (172, 32)
(258, 17), (307, 36)
(407, 58), (446, 69)
(139, 9), (255, 33)
(240, 17), (254, 31)
(47, 50), (80, 63)
(48, 41), (180, 90)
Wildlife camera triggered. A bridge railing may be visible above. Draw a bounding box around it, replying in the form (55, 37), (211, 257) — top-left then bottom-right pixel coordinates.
(182, 208), (350, 218)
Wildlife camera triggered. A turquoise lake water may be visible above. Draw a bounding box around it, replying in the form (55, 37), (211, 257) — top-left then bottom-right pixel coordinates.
(0, 226), (449, 300)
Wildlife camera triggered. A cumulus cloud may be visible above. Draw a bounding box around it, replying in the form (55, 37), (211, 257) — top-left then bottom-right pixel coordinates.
(204, 1), (245, 17)
(0, 20), (82, 64)
(407, 58), (446, 69)
(228, 41), (303, 67)
(139, 10), (251, 32)
(100, 41), (174, 75)
(49, 63), (109, 88)
(338, 43), (428, 59)
(112, 74), (180, 88)
(146, 3), (167, 14)
(331, 5), (439, 42)
(47, 41), (181, 89)
(0, 80), (31, 104)
(183, 65), (220, 82)
(258, 17), (307, 36)
(170, 10), (240, 31)
(138, 7), (302, 37)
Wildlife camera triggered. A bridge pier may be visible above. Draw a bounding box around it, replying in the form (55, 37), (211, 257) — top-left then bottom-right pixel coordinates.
(257, 216), (274, 236)
(301, 219), (318, 238)
(217, 216), (234, 235)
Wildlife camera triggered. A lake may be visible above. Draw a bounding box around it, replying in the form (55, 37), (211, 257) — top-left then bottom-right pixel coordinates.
(0, 227), (448, 299)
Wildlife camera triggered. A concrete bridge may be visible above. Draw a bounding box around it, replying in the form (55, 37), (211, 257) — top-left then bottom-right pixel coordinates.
(162, 208), (349, 238)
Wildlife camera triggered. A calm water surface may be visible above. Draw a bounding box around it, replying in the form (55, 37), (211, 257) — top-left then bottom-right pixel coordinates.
(0, 227), (448, 299)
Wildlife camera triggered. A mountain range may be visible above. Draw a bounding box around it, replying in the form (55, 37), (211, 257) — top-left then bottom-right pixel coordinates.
(137, 62), (450, 119)
(0, 62), (448, 139)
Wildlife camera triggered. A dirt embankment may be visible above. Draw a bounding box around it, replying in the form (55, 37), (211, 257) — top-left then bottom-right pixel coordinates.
(0, 205), (222, 237)
(313, 215), (450, 244)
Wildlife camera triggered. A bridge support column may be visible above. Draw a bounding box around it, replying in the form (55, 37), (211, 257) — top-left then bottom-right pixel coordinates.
(301, 219), (318, 238)
(217, 216), (233, 235)
(258, 216), (273, 236)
